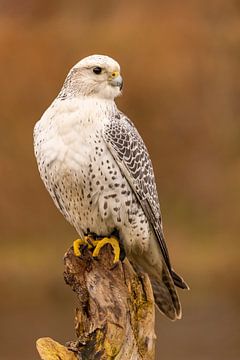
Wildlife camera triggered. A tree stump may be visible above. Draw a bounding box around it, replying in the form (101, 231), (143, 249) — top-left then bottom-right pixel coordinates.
(36, 244), (156, 359)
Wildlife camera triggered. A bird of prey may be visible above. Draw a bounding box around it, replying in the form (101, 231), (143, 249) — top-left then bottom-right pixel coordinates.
(34, 54), (188, 320)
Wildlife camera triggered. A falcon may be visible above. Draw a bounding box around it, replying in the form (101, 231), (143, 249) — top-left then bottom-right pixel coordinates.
(34, 55), (188, 320)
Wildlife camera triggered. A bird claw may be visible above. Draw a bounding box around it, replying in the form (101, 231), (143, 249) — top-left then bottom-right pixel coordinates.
(92, 236), (120, 263)
(73, 235), (121, 264)
(73, 236), (93, 257)
(110, 260), (121, 270)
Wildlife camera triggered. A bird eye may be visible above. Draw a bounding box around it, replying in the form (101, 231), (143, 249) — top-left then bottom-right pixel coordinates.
(93, 66), (102, 75)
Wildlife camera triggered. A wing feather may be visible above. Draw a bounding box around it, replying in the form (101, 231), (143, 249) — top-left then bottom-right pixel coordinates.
(103, 113), (172, 270)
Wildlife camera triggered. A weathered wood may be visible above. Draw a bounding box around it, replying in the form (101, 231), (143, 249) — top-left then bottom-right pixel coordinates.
(36, 337), (77, 360)
(37, 245), (156, 359)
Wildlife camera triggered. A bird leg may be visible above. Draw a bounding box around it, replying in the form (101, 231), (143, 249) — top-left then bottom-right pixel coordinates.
(73, 236), (94, 257)
(92, 236), (120, 264)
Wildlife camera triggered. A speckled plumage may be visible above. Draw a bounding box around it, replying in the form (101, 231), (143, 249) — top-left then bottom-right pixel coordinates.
(34, 55), (188, 320)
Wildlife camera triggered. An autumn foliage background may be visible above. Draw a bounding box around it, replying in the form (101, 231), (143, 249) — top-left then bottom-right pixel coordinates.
(0, 1), (239, 359)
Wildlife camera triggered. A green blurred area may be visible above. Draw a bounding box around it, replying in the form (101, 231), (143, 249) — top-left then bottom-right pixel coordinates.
(0, 1), (240, 359)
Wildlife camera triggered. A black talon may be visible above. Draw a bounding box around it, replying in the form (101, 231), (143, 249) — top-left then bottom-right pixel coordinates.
(110, 261), (120, 270)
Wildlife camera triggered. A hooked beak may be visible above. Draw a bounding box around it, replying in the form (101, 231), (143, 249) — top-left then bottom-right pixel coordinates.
(109, 71), (123, 90)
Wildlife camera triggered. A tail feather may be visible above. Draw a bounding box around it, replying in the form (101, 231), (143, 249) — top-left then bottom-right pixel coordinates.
(151, 278), (177, 320)
(150, 263), (182, 321)
(129, 248), (188, 321)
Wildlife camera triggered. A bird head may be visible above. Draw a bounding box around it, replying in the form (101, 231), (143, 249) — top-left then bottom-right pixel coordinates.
(61, 55), (123, 100)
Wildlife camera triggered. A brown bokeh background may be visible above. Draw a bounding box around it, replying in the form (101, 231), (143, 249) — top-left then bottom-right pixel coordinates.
(0, 1), (240, 359)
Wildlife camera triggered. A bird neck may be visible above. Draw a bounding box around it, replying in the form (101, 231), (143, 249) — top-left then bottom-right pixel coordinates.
(54, 95), (118, 119)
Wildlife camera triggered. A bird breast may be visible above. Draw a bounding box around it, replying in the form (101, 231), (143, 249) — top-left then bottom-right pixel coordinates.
(35, 97), (113, 174)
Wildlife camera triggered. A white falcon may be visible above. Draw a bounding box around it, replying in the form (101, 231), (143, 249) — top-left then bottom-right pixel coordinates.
(34, 54), (188, 320)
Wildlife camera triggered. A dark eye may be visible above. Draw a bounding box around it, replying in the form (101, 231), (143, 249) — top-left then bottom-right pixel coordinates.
(93, 66), (102, 75)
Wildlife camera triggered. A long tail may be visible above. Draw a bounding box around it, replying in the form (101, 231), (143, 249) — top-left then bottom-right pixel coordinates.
(150, 263), (182, 321)
(129, 248), (189, 320)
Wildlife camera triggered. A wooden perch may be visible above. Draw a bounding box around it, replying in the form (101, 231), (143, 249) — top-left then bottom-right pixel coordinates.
(36, 244), (156, 359)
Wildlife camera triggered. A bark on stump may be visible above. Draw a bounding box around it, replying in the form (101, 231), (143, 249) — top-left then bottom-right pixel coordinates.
(36, 245), (156, 359)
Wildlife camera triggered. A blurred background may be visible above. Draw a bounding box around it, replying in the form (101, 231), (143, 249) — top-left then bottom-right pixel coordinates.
(0, 0), (240, 359)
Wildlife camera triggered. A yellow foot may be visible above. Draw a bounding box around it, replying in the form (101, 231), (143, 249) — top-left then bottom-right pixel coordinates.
(73, 236), (93, 257)
(92, 236), (120, 264)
